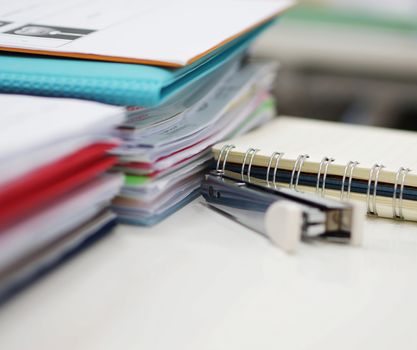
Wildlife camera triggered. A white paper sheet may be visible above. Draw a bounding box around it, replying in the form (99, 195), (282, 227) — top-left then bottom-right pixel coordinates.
(0, 174), (122, 270)
(0, 95), (124, 162)
(116, 61), (277, 163)
(0, 0), (294, 66)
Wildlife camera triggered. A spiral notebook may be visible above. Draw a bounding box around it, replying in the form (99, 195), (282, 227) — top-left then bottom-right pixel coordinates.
(213, 117), (417, 221)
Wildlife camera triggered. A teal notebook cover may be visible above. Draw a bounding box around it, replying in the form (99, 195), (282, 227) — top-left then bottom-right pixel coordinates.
(0, 21), (273, 107)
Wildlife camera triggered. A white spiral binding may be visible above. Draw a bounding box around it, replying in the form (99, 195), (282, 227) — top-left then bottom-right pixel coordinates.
(340, 161), (359, 200)
(316, 157), (335, 197)
(290, 154), (309, 191)
(216, 144), (235, 174)
(392, 167), (411, 220)
(366, 164), (385, 215)
(241, 148), (259, 183)
(266, 152), (284, 188)
(217, 147), (412, 220)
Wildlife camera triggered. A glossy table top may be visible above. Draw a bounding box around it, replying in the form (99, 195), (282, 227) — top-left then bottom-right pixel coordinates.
(0, 199), (416, 350)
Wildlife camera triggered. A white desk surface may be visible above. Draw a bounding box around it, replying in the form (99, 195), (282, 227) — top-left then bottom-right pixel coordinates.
(0, 198), (416, 350)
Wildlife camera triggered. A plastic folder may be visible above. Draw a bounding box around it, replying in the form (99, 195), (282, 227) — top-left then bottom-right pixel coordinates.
(0, 22), (272, 107)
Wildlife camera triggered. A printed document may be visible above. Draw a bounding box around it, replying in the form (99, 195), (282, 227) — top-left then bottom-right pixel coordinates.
(0, 0), (293, 66)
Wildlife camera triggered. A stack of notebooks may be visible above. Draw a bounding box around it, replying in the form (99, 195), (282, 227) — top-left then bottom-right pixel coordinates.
(0, 1), (294, 298)
(0, 0), (294, 226)
(0, 95), (124, 301)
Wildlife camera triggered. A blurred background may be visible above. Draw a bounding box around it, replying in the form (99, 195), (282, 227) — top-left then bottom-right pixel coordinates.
(253, 0), (417, 130)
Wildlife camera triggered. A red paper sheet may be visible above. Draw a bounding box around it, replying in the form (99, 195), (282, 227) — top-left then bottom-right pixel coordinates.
(0, 142), (118, 228)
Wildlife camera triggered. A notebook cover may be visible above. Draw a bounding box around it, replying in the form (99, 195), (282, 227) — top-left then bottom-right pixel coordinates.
(0, 21), (272, 107)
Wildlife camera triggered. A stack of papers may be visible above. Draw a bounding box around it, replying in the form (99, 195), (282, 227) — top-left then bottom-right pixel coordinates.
(0, 95), (124, 301)
(0, 0), (294, 299)
(0, 0), (293, 228)
(0, 1), (293, 106)
(113, 61), (277, 225)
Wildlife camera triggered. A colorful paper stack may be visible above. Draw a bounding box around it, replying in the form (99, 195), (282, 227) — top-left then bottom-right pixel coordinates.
(112, 60), (277, 225)
(0, 95), (124, 301)
(0, 0), (294, 299)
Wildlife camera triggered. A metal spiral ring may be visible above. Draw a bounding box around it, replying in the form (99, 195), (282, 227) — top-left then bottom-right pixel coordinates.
(316, 157), (328, 193)
(295, 155), (309, 191)
(340, 161), (359, 200)
(321, 157), (335, 197)
(366, 164), (385, 215)
(241, 148), (259, 182)
(216, 144), (235, 173)
(316, 157), (335, 197)
(247, 148), (259, 183)
(290, 154), (309, 191)
(346, 162), (359, 200)
(221, 145), (235, 173)
(398, 168), (411, 219)
(289, 155), (303, 189)
(393, 167), (405, 218)
(393, 167), (411, 219)
(266, 152), (284, 188)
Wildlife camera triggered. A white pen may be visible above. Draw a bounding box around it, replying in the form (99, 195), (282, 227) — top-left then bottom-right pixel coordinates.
(201, 171), (365, 253)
